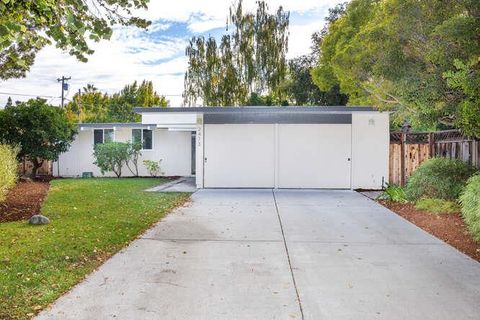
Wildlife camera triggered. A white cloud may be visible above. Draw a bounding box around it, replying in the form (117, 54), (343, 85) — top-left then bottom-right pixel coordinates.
(0, 0), (347, 108)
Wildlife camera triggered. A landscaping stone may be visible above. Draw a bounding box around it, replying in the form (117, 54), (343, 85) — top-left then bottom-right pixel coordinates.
(19, 176), (33, 183)
(28, 214), (50, 225)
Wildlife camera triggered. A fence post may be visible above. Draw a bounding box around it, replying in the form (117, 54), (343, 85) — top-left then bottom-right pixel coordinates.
(428, 132), (434, 158)
(400, 133), (406, 187)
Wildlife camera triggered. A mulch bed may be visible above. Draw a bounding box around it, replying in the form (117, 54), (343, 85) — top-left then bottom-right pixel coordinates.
(380, 200), (480, 262)
(0, 181), (50, 223)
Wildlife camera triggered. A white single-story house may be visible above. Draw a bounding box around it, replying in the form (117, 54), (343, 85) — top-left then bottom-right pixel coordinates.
(54, 106), (389, 190)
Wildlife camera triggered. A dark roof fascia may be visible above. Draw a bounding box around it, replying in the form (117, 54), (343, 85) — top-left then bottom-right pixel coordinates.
(134, 106), (379, 114)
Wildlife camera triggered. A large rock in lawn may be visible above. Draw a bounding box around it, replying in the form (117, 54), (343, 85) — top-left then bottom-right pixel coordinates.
(28, 215), (50, 225)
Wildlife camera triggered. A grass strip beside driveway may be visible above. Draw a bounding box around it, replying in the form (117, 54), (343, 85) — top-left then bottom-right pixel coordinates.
(0, 178), (190, 320)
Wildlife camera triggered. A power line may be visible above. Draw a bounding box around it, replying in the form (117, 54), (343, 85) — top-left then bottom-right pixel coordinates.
(0, 91), (59, 99)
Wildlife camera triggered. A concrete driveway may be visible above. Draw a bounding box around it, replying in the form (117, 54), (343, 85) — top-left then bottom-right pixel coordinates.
(37, 189), (480, 320)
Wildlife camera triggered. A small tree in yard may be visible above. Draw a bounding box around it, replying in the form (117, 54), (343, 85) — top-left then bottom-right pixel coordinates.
(0, 98), (77, 178)
(93, 142), (130, 178)
(125, 142), (142, 177)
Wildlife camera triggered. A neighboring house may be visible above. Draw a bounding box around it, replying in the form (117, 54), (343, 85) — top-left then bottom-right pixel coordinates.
(55, 106), (389, 190)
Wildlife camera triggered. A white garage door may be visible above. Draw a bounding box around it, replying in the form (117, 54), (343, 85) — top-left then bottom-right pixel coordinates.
(204, 124), (275, 188)
(277, 124), (351, 188)
(203, 123), (352, 189)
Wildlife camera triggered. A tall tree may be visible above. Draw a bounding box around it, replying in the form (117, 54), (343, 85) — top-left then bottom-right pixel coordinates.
(311, 0), (480, 134)
(287, 9), (349, 107)
(288, 54), (348, 106)
(66, 84), (109, 123)
(65, 80), (168, 123)
(183, 0), (290, 106)
(0, 0), (150, 79)
(0, 98), (77, 177)
(4, 97), (13, 108)
(108, 80), (168, 122)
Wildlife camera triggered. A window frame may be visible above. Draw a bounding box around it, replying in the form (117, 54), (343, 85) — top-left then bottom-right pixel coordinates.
(93, 128), (115, 145)
(132, 128), (154, 151)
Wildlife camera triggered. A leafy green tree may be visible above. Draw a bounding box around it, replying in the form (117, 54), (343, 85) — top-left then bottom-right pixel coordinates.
(4, 97), (13, 108)
(107, 80), (168, 122)
(246, 93), (288, 106)
(0, 98), (77, 177)
(311, 0), (480, 134)
(65, 80), (168, 123)
(66, 84), (109, 122)
(184, 0), (290, 106)
(93, 142), (130, 178)
(444, 60), (480, 137)
(287, 29), (348, 106)
(0, 0), (150, 79)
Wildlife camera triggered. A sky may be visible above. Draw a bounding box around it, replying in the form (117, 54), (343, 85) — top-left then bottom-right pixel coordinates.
(0, 0), (345, 107)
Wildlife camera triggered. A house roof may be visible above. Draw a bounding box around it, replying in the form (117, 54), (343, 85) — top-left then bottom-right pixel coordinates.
(78, 123), (156, 129)
(134, 106), (378, 114)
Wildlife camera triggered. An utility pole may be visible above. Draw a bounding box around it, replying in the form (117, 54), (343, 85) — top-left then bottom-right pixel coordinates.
(57, 76), (71, 108)
(77, 89), (82, 123)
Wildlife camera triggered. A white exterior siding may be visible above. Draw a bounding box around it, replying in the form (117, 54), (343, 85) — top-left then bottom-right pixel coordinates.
(351, 112), (390, 189)
(54, 127), (192, 177)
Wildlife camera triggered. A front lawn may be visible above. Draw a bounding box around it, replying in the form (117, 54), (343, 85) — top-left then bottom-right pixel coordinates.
(0, 178), (190, 320)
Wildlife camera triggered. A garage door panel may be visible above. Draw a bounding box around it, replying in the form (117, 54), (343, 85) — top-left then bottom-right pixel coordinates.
(204, 124), (275, 188)
(278, 124), (351, 189)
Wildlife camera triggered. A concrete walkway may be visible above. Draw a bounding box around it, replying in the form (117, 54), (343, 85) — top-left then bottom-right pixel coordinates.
(145, 176), (197, 193)
(37, 190), (480, 320)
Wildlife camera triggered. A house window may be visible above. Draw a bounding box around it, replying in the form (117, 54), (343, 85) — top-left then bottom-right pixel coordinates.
(132, 129), (153, 150)
(93, 129), (114, 145)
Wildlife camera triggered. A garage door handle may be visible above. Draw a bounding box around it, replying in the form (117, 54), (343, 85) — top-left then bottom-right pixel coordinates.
(347, 158), (351, 161)
(204, 157), (207, 163)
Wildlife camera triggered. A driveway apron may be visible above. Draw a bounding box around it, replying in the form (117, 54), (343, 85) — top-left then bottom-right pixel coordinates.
(37, 189), (480, 320)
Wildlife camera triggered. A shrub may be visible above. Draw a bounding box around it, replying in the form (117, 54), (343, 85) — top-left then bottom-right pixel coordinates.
(378, 184), (407, 202)
(143, 159), (163, 177)
(93, 142), (130, 178)
(0, 144), (18, 202)
(405, 158), (477, 201)
(414, 198), (460, 215)
(460, 175), (480, 241)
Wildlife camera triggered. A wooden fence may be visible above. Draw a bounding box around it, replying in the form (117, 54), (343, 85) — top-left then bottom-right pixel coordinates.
(389, 130), (480, 186)
(18, 159), (52, 176)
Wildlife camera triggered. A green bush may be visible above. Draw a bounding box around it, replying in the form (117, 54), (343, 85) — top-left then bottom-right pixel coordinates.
(143, 159), (163, 177)
(379, 184), (407, 202)
(405, 158), (477, 201)
(0, 144), (18, 202)
(93, 142), (130, 178)
(460, 175), (480, 241)
(414, 198), (460, 215)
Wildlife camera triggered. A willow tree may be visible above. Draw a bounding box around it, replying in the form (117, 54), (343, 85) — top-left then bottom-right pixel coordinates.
(183, 0), (289, 106)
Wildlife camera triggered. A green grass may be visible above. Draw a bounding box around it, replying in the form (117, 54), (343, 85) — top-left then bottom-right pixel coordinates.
(414, 198), (460, 215)
(0, 178), (190, 320)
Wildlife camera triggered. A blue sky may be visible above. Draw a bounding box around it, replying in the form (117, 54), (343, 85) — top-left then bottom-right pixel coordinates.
(0, 0), (345, 107)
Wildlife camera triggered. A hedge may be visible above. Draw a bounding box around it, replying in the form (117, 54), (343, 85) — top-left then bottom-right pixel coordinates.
(0, 144), (18, 202)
